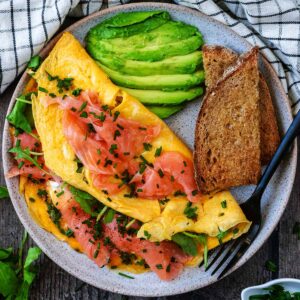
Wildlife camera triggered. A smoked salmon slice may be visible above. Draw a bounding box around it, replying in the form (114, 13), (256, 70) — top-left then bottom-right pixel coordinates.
(43, 91), (201, 201)
(54, 186), (190, 280)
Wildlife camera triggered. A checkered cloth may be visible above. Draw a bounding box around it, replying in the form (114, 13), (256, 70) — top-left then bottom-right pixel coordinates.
(1, 0), (300, 113)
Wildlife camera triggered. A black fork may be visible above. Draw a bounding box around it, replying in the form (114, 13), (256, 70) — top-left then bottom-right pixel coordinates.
(205, 108), (300, 279)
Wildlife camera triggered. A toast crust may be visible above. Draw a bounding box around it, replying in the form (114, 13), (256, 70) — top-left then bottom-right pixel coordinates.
(194, 48), (261, 193)
(202, 45), (280, 164)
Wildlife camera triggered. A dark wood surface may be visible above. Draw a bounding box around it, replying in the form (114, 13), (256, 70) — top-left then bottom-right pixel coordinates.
(0, 1), (299, 299)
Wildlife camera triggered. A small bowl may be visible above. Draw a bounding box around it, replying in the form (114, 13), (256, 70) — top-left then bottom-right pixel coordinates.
(241, 278), (300, 300)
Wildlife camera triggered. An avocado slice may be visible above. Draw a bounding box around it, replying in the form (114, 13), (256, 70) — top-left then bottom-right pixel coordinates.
(87, 34), (203, 62)
(87, 11), (171, 39)
(147, 105), (184, 119)
(96, 51), (203, 76)
(99, 63), (205, 90)
(122, 87), (203, 105)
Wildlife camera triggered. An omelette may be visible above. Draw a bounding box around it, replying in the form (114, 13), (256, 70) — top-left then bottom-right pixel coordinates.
(7, 32), (251, 280)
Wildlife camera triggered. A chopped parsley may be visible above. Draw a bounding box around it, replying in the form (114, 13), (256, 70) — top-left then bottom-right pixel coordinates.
(38, 86), (48, 93)
(144, 230), (151, 240)
(118, 272), (134, 279)
(221, 200), (227, 209)
(157, 169), (164, 178)
(143, 143), (152, 151)
(72, 88), (82, 96)
(154, 146), (162, 157)
(78, 101), (87, 112)
(184, 202), (198, 219)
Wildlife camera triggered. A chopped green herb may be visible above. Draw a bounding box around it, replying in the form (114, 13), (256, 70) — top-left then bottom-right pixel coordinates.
(144, 230), (151, 240)
(265, 260), (277, 273)
(27, 55), (42, 71)
(49, 93), (56, 98)
(65, 229), (74, 237)
(233, 228), (239, 235)
(143, 143), (152, 151)
(78, 101), (87, 112)
(216, 227), (228, 244)
(109, 144), (118, 154)
(192, 190), (198, 196)
(113, 111), (120, 121)
(221, 200), (227, 209)
(37, 189), (47, 198)
(174, 190), (187, 197)
(114, 129), (121, 140)
(72, 88), (82, 96)
(80, 111), (88, 118)
(29, 197), (35, 203)
(156, 264), (163, 270)
(183, 202), (198, 220)
(38, 86), (48, 93)
(118, 272), (134, 279)
(157, 169), (164, 178)
(154, 146), (162, 157)
(56, 190), (64, 198)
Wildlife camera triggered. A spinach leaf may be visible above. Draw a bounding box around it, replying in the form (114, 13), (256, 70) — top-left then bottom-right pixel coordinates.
(183, 232), (208, 267)
(0, 261), (19, 297)
(0, 186), (9, 199)
(69, 186), (102, 217)
(27, 55), (42, 71)
(6, 94), (34, 133)
(171, 233), (198, 256)
(0, 247), (13, 260)
(103, 208), (115, 224)
(23, 247), (42, 285)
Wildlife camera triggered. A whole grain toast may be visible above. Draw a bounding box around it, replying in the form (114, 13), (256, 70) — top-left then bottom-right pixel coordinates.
(194, 48), (261, 193)
(203, 45), (280, 164)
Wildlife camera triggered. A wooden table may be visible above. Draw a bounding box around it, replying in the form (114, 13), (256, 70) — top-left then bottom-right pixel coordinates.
(0, 1), (299, 299)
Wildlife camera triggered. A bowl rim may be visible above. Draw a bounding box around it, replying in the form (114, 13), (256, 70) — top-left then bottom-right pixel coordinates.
(2, 2), (298, 296)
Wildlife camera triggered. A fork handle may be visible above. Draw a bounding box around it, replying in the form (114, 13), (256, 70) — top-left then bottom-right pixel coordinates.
(254, 108), (300, 196)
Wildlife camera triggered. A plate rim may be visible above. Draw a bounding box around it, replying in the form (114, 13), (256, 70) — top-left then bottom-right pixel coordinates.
(2, 2), (298, 296)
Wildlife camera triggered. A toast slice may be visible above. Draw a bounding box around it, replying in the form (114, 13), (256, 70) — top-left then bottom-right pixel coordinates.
(194, 48), (261, 193)
(203, 45), (280, 164)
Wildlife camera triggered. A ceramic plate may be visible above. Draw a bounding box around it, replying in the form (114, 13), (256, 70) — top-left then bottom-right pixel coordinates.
(2, 2), (297, 297)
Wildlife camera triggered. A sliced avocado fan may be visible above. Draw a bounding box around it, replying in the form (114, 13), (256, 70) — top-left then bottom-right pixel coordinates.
(122, 87), (204, 105)
(96, 51), (202, 76)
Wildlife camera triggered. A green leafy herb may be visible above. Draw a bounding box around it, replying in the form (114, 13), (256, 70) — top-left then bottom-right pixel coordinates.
(171, 233), (198, 256)
(221, 200), (227, 209)
(27, 55), (42, 71)
(0, 186), (9, 199)
(72, 88), (82, 96)
(9, 145), (49, 175)
(265, 260), (277, 273)
(144, 230), (151, 240)
(216, 227), (228, 244)
(184, 202), (198, 219)
(182, 232), (208, 267)
(0, 231), (42, 299)
(7, 93), (35, 133)
(143, 143), (152, 151)
(249, 284), (300, 300)
(156, 264), (163, 270)
(118, 272), (134, 279)
(293, 222), (300, 240)
(69, 185), (102, 217)
(65, 229), (74, 238)
(154, 146), (162, 157)
(103, 208), (115, 224)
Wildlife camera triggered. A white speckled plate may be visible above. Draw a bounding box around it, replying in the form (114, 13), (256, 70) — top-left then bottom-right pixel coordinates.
(2, 2), (297, 297)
